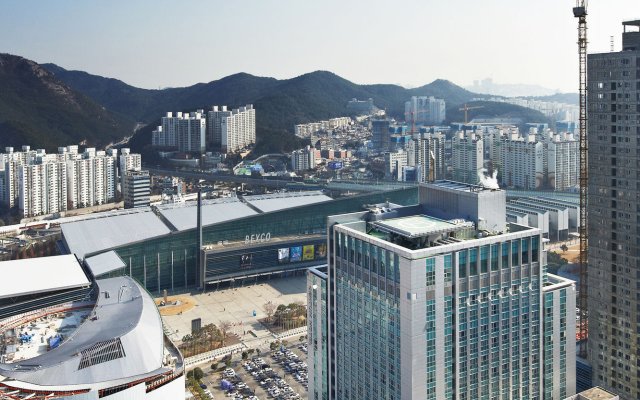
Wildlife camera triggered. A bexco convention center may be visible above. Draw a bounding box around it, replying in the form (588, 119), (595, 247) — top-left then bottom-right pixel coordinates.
(60, 190), (418, 293)
(0, 255), (184, 399)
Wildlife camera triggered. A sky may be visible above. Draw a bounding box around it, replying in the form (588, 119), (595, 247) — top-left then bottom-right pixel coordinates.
(1, 0), (638, 92)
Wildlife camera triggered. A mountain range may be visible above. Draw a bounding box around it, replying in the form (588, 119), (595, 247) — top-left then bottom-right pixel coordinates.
(0, 53), (554, 156)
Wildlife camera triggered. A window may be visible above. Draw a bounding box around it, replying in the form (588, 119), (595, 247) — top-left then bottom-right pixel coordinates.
(480, 245), (489, 273)
(459, 250), (468, 278)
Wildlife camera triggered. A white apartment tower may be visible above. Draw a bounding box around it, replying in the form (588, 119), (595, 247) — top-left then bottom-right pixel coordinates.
(221, 105), (256, 153)
(547, 133), (579, 191)
(18, 162), (68, 218)
(404, 96), (446, 125)
(176, 111), (206, 153)
(500, 133), (544, 189)
(451, 131), (484, 184)
(66, 149), (117, 209)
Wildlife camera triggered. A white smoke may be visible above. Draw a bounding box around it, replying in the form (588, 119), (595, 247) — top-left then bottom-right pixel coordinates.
(478, 168), (499, 189)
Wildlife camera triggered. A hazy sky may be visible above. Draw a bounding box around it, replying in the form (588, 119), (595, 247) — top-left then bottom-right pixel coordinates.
(1, 0), (638, 92)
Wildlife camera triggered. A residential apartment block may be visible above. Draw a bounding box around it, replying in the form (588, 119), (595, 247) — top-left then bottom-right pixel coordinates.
(451, 131), (484, 185)
(221, 104), (256, 153)
(404, 96), (446, 125)
(587, 20), (640, 399)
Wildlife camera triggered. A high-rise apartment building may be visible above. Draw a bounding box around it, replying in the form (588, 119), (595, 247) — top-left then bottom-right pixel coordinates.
(407, 132), (445, 182)
(18, 162), (67, 218)
(308, 181), (576, 400)
(118, 148), (141, 195)
(123, 170), (151, 209)
(451, 131), (484, 184)
(66, 149), (118, 209)
(501, 133), (544, 189)
(404, 96), (446, 125)
(291, 146), (317, 172)
(207, 106), (232, 150)
(547, 133), (579, 191)
(587, 20), (640, 398)
(221, 105), (256, 153)
(152, 111), (207, 153)
(177, 111), (206, 153)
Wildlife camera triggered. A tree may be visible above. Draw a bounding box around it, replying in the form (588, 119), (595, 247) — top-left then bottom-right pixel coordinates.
(241, 351), (248, 360)
(211, 362), (218, 371)
(219, 321), (231, 345)
(225, 358), (232, 368)
(186, 370), (194, 380)
(560, 244), (569, 253)
(270, 341), (278, 351)
(263, 301), (276, 322)
(247, 348), (255, 355)
(193, 367), (204, 381)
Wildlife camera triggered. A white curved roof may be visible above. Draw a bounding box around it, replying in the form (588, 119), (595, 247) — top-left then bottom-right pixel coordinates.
(0, 277), (166, 386)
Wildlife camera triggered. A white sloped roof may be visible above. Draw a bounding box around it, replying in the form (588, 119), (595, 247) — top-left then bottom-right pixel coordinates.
(0, 255), (90, 300)
(243, 191), (332, 213)
(61, 211), (171, 259)
(156, 198), (258, 231)
(84, 250), (126, 277)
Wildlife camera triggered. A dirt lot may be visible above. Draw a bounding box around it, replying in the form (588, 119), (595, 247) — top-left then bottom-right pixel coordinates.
(154, 295), (196, 316)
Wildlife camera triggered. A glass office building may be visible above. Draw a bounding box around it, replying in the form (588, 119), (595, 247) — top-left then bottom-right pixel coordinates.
(308, 181), (575, 400)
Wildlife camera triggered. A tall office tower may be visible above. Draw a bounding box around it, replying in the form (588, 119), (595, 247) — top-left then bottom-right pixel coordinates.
(123, 170), (151, 209)
(118, 148), (142, 195)
(547, 133), (579, 191)
(384, 150), (408, 180)
(176, 111), (206, 153)
(500, 133), (544, 189)
(407, 132), (445, 182)
(308, 181), (576, 400)
(221, 105), (256, 153)
(371, 118), (391, 152)
(207, 105), (232, 150)
(18, 162), (68, 217)
(587, 20), (640, 398)
(451, 131), (484, 184)
(291, 146), (317, 171)
(404, 96), (446, 125)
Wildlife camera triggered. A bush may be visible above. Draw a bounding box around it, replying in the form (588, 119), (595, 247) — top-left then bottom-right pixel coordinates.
(186, 370), (194, 380)
(193, 367), (204, 381)
(211, 362), (218, 371)
(241, 351), (248, 360)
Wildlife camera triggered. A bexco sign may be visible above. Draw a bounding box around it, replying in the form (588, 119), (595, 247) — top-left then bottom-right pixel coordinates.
(245, 232), (271, 244)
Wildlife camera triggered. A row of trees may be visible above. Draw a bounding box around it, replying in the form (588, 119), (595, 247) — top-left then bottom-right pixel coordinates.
(179, 321), (232, 358)
(263, 301), (307, 331)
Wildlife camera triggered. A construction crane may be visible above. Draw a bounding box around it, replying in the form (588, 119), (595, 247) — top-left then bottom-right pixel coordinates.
(458, 104), (484, 124)
(573, 0), (589, 355)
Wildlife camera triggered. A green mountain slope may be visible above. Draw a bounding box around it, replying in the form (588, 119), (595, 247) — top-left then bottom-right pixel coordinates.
(37, 62), (550, 155)
(0, 54), (134, 151)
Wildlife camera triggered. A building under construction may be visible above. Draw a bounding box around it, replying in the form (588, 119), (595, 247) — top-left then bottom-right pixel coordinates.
(587, 20), (640, 398)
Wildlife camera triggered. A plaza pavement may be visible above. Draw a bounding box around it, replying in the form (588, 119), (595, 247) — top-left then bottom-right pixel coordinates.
(161, 276), (307, 344)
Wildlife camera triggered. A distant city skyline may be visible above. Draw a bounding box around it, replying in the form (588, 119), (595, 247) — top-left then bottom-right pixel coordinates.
(0, 0), (637, 92)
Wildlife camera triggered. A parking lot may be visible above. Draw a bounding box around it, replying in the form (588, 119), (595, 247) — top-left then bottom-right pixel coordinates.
(200, 342), (308, 400)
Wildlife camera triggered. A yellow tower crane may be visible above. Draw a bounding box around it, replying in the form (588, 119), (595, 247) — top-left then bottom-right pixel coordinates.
(458, 104), (484, 124)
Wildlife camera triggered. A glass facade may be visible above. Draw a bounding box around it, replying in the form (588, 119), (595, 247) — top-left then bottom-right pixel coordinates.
(308, 268), (328, 400)
(95, 187), (418, 293)
(334, 234), (401, 399)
